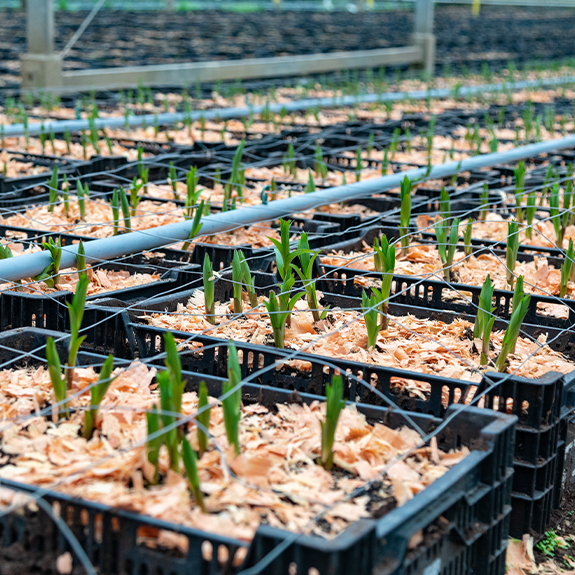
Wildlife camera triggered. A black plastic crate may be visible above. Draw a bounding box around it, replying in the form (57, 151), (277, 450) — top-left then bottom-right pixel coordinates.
(0, 327), (515, 575)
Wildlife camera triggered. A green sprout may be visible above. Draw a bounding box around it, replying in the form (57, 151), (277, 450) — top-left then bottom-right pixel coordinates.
(181, 200), (204, 252)
(120, 187), (131, 232)
(435, 217), (460, 282)
(181, 436), (206, 511)
(46, 337), (68, 418)
(314, 145), (327, 181)
(64, 130), (72, 155)
(157, 371), (179, 471)
(76, 240), (87, 278)
(495, 280), (531, 372)
(185, 167), (203, 218)
(130, 177), (143, 216)
(390, 127), (400, 157)
(82, 355), (115, 439)
(39, 124), (47, 153)
(355, 148), (362, 182)
(238, 250), (258, 310)
(560, 238), (575, 297)
(550, 182), (570, 249)
(203, 254), (215, 325)
(464, 219), (473, 257)
(381, 149), (389, 175)
(291, 232), (327, 322)
(47, 166), (58, 213)
(305, 171), (316, 194)
(362, 290), (380, 350)
(65, 272), (89, 389)
(168, 161), (179, 199)
(473, 275), (496, 366)
(230, 140), (246, 201)
(222, 342), (242, 455)
(320, 374), (344, 471)
(61, 176), (69, 218)
(196, 381), (211, 457)
(284, 142), (296, 178)
(0, 244), (13, 259)
(232, 250), (244, 314)
(76, 180), (88, 221)
(263, 277), (305, 349)
(36, 237), (62, 288)
(514, 161), (525, 223)
(373, 235), (395, 331)
(479, 183), (489, 221)
(439, 186), (450, 223)
(268, 219), (307, 281)
(367, 132), (375, 157)
(110, 189), (120, 236)
(506, 220), (520, 289)
(536, 531), (570, 558)
(525, 191), (537, 239)
(399, 176), (412, 253)
(146, 405), (162, 484)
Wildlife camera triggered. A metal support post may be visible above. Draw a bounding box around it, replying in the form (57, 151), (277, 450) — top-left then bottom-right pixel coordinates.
(21, 0), (62, 89)
(411, 0), (436, 77)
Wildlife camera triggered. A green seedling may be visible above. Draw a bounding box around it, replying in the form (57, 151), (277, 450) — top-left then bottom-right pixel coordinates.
(238, 250), (258, 310)
(381, 149), (389, 175)
(367, 132), (375, 157)
(473, 275), (496, 365)
(110, 189), (120, 236)
(46, 337), (68, 418)
(464, 218), (473, 257)
(222, 342), (242, 455)
(181, 200), (204, 252)
(39, 124), (47, 153)
(373, 235), (395, 331)
(230, 140), (246, 201)
(181, 436), (206, 512)
(105, 134), (113, 155)
(203, 254), (215, 325)
(232, 250), (244, 314)
(268, 219), (306, 281)
(0, 244), (13, 259)
(399, 176), (412, 253)
(130, 177), (143, 216)
(514, 161), (525, 223)
(168, 161), (179, 199)
(525, 191), (537, 239)
(47, 166), (58, 213)
(36, 236), (62, 288)
(65, 272), (89, 389)
(495, 280), (530, 372)
(390, 128), (400, 157)
(185, 167), (203, 218)
(61, 176), (69, 218)
(120, 187), (131, 232)
(291, 232), (327, 322)
(506, 220), (520, 289)
(314, 145), (327, 181)
(82, 354), (115, 439)
(196, 381), (211, 457)
(76, 240), (87, 279)
(76, 180), (88, 221)
(439, 186), (450, 223)
(404, 128), (412, 153)
(305, 171), (316, 194)
(49, 128), (56, 154)
(157, 371), (179, 471)
(560, 238), (575, 297)
(64, 130), (72, 155)
(320, 374), (345, 471)
(284, 142), (297, 178)
(362, 290), (380, 350)
(163, 332), (186, 423)
(550, 182), (568, 249)
(435, 217), (460, 282)
(536, 530), (570, 558)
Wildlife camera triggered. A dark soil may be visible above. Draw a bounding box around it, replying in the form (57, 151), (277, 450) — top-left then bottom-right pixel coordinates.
(1, 5), (575, 88)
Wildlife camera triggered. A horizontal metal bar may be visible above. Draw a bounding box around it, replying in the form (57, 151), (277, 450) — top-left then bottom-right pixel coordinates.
(58, 46), (423, 92)
(8, 74), (575, 137)
(2, 134), (575, 283)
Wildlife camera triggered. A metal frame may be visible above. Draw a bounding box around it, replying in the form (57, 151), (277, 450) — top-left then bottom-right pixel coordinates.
(20, 0), (435, 91)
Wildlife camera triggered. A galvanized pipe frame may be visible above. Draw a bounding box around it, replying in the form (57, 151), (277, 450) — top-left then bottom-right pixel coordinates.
(1, 134), (575, 282)
(7, 74), (575, 137)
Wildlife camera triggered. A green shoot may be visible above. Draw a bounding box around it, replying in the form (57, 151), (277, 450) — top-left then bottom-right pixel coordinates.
(39, 124), (47, 153)
(314, 145), (327, 181)
(320, 374), (345, 471)
(181, 200), (204, 252)
(473, 275), (496, 365)
(435, 217), (460, 282)
(495, 284), (531, 372)
(120, 187), (131, 232)
(230, 140), (246, 200)
(82, 354), (115, 439)
(76, 240), (87, 278)
(65, 273), (89, 389)
(373, 235), (395, 331)
(439, 186), (451, 223)
(549, 183), (566, 249)
(232, 251), (244, 314)
(268, 219), (308, 281)
(305, 171), (316, 194)
(203, 254), (215, 325)
(181, 436), (206, 511)
(169, 161), (179, 199)
(0, 244), (13, 259)
(185, 167), (203, 218)
(76, 180), (87, 221)
(514, 161), (525, 223)
(222, 342), (242, 455)
(37, 237), (62, 288)
(506, 220), (519, 289)
(399, 176), (412, 253)
(362, 290), (380, 350)
(110, 189), (120, 236)
(291, 232), (327, 322)
(163, 332), (186, 423)
(373, 237), (382, 272)
(525, 191), (536, 239)
(355, 148), (362, 182)
(64, 130), (72, 155)
(479, 183), (489, 221)
(464, 219), (473, 257)
(238, 250), (258, 310)
(381, 149), (389, 175)
(46, 337), (68, 418)
(196, 381), (211, 457)
(47, 166), (58, 213)
(157, 371), (179, 471)
(130, 177), (143, 216)
(62, 176), (69, 218)
(367, 132), (375, 157)
(560, 238), (574, 297)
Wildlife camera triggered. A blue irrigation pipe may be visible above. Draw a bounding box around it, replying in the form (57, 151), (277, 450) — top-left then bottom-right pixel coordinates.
(4, 75), (575, 137)
(1, 134), (575, 282)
